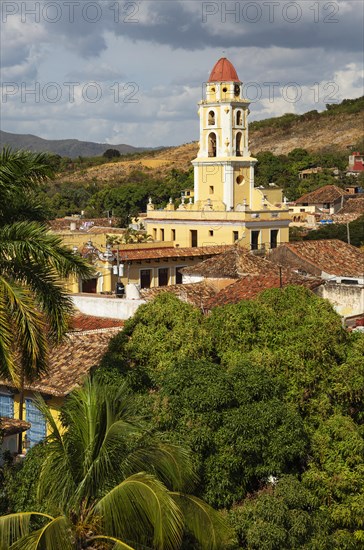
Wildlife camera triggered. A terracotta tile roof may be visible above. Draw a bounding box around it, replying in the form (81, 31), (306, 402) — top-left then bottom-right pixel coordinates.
(113, 245), (232, 261)
(0, 329), (121, 397)
(281, 240), (364, 278)
(206, 269), (322, 309)
(339, 197), (364, 214)
(0, 417), (30, 436)
(140, 281), (220, 309)
(70, 314), (124, 331)
(181, 246), (274, 278)
(296, 185), (346, 205)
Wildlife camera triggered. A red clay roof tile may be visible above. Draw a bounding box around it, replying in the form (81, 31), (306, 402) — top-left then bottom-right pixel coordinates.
(282, 239), (364, 278)
(295, 185), (346, 205)
(206, 269), (322, 309)
(112, 245), (232, 261)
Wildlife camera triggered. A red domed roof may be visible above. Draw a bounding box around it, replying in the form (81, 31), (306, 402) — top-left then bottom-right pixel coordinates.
(208, 57), (240, 82)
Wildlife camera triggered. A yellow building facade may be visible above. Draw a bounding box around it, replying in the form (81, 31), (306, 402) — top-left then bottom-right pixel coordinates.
(145, 57), (290, 251)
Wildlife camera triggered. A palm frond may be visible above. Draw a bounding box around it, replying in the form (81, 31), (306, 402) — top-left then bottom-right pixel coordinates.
(0, 222), (94, 280)
(10, 516), (73, 550)
(93, 472), (184, 550)
(121, 443), (197, 492)
(88, 535), (136, 550)
(170, 493), (233, 550)
(34, 382), (141, 512)
(64, 380), (143, 505)
(0, 281), (17, 381)
(0, 147), (53, 192)
(0, 222), (94, 345)
(0, 276), (47, 384)
(34, 395), (77, 513)
(0, 512), (53, 549)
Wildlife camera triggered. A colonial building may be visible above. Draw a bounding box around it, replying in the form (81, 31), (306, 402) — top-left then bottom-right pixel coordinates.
(144, 57), (290, 252)
(347, 152), (364, 175)
(294, 185), (347, 215)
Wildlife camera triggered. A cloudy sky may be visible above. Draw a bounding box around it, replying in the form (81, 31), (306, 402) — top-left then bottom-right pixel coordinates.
(1, 0), (363, 147)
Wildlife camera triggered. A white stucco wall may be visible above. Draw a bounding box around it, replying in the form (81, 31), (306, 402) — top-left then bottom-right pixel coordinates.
(182, 274), (204, 284)
(316, 283), (364, 317)
(71, 295), (145, 320)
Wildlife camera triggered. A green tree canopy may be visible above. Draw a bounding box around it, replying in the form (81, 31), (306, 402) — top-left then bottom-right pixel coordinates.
(0, 379), (231, 549)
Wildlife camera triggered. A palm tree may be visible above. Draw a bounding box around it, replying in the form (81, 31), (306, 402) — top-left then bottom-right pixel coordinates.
(0, 148), (94, 450)
(0, 379), (230, 549)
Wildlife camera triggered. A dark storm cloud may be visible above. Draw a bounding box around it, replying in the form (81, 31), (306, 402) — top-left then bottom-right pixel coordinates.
(2, 1), (362, 68)
(109, 1), (363, 53)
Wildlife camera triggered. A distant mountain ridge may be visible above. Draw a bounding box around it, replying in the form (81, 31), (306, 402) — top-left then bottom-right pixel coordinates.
(0, 130), (151, 158)
(2, 96), (363, 160)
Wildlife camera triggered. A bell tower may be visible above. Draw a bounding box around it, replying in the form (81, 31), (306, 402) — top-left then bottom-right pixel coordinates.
(192, 58), (257, 211)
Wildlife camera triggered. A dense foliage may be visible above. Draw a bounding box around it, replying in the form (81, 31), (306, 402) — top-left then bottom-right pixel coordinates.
(1, 380), (230, 549)
(253, 147), (364, 201)
(42, 167), (193, 224)
(250, 96), (364, 132)
(3, 288), (364, 547)
(95, 289), (364, 548)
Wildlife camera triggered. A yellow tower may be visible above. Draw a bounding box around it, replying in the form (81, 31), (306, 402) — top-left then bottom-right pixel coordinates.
(144, 57), (290, 251)
(193, 57), (257, 211)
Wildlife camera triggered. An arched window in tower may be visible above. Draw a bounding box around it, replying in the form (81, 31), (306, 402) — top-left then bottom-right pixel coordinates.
(208, 110), (215, 125)
(236, 132), (242, 157)
(236, 110), (242, 126)
(208, 132), (217, 157)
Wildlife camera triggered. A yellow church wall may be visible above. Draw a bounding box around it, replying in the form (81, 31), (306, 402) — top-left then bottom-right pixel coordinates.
(233, 167), (252, 206)
(263, 188), (284, 205)
(56, 231), (114, 252)
(146, 217), (289, 250)
(146, 208), (289, 223)
(195, 164), (225, 203)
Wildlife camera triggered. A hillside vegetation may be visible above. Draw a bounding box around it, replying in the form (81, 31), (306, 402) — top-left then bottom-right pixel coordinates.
(15, 96), (363, 223)
(54, 96), (364, 185)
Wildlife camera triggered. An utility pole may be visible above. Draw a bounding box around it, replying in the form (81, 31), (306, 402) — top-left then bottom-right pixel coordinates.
(346, 222), (351, 245)
(116, 248), (120, 283)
